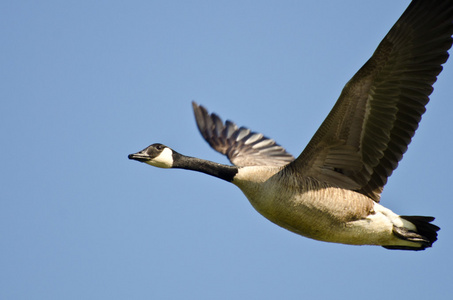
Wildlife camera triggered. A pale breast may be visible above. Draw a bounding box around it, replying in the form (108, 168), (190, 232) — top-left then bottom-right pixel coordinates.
(233, 167), (375, 241)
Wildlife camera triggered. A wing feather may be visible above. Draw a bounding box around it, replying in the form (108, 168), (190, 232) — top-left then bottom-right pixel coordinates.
(288, 0), (453, 202)
(192, 102), (294, 167)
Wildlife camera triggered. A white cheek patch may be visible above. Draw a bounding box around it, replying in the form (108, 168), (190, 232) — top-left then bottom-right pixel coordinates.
(146, 147), (174, 168)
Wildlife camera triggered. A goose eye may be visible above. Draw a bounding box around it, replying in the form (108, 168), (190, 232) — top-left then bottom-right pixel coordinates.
(155, 144), (164, 151)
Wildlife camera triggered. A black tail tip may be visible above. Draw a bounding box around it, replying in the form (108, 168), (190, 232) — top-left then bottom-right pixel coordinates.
(383, 216), (440, 251)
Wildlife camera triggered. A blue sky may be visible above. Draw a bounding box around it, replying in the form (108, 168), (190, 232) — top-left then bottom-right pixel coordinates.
(2, 1), (453, 299)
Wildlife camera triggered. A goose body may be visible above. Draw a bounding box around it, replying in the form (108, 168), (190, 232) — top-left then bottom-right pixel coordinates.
(129, 0), (453, 250)
(233, 166), (420, 247)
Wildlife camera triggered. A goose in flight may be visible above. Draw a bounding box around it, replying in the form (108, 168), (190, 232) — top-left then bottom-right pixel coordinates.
(129, 0), (453, 250)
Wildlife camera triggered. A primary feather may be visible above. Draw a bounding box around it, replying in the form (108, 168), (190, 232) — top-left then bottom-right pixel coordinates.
(192, 102), (294, 167)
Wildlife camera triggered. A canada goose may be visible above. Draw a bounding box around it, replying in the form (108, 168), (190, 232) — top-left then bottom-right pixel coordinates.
(129, 0), (453, 250)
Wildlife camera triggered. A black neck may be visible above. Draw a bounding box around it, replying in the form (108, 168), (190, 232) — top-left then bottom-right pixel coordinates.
(172, 152), (238, 182)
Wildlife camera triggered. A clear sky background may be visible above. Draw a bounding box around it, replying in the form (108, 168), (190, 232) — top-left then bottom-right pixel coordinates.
(2, 1), (453, 299)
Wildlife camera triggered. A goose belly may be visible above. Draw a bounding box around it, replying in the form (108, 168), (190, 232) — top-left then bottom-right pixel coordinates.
(235, 178), (395, 245)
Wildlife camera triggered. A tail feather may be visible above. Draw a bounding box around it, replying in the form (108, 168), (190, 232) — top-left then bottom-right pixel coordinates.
(383, 216), (440, 251)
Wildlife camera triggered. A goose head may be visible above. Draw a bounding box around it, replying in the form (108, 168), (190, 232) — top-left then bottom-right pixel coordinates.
(128, 143), (175, 168)
(129, 143), (238, 182)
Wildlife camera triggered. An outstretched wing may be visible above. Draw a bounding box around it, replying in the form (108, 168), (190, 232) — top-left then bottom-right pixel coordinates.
(192, 102), (294, 167)
(288, 0), (453, 202)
